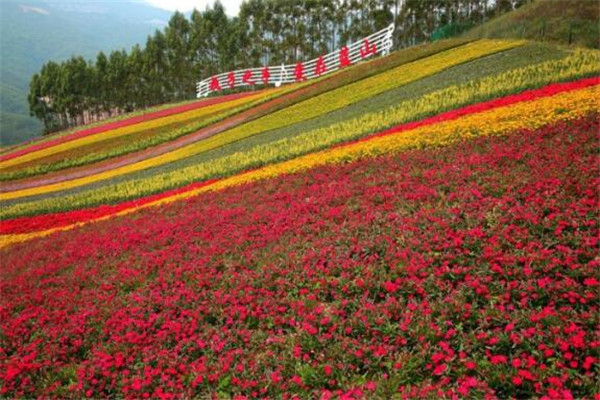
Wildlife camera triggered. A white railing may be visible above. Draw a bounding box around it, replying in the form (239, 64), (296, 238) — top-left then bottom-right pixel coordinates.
(196, 23), (395, 98)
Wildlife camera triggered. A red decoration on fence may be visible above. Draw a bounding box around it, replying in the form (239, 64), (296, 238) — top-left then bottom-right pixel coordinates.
(360, 38), (377, 58)
(315, 56), (327, 76)
(242, 70), (255, 85)
(339, 46), (352, 68)
(294, 62), (306, 82)
(227, 71), (236, 89)
(261, 66), (270, 84)
(197, 24), (397, 97)
(209, 76), (222, 91)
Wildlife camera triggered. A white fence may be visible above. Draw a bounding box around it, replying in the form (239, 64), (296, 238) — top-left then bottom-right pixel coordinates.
(196, 23), (395, 98)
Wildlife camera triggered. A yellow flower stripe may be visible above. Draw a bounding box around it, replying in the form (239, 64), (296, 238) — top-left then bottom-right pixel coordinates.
(0, 40), (524, 201)
(0, 90), (276, 169)
(187, 86), (598, 191)
(1, 84), (596, 248)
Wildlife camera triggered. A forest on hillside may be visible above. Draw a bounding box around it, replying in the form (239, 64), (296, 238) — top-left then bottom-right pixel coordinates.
(28, 0), (528, 133)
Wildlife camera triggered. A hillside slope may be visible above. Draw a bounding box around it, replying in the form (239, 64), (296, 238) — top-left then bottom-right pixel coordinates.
(1, 104), (598, 398)
(1, 40), (598, 220)
(0, 36), (599, 398)
(464, 0), (600, 48)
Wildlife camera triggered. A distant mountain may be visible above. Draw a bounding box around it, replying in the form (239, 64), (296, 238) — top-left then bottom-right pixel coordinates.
(0, 0), (174, 145)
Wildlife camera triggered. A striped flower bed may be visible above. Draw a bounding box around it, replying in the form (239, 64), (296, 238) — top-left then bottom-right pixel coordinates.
(0, 91), (279, 179)
(1, 112), (597, 398)
(0, 91), (259, 163)
(0, 40), (525, 201)
(1, 77), (596, 247)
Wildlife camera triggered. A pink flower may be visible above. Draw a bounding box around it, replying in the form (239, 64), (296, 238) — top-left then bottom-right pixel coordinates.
(465, 361), (476, 370)
(583, 278), (599, 286)
(364, 381), (376, 391)
(490, 355), (507, 365)
(512, 376), (523, 386)
(382, 281), (398, 293)
(433, 364), (447, 375)
(518, 370), (534, 381)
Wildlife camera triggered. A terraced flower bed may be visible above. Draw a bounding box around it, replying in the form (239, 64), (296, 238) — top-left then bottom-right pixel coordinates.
(2, 38), (472, 187)
(1, 113), (597, 398)
(0, 39), (524, 201)
(1, 77), (597, 241)
(0, 90), (276, 179)
(77, 46), (596, 201)
(2, 54), (597, 218)
(0, 92), (254, 163)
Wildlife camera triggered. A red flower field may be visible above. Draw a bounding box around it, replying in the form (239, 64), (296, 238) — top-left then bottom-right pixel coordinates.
(1, 115), (598, 398)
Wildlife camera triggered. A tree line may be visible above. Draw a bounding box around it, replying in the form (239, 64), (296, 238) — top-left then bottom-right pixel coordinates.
(28, 0), (528, 133)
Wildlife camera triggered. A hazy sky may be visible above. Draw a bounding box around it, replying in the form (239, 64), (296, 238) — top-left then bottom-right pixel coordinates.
(145, 0), (243, 15)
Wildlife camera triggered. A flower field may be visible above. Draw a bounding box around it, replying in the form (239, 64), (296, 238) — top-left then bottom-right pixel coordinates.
(1, 36), (599, 398)
(0, 76), (597, 247)
(0, 91), (259, 164)
(1, 54), (598, 216)
(1, 113), (598, 397)
(0, 90), (275, 179)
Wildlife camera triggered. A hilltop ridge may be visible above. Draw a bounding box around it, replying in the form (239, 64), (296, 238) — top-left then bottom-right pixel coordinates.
(463, 0), (599, 48)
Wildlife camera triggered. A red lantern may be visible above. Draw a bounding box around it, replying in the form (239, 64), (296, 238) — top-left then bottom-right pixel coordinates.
(261, 66), (270, 85)
(339, 46), (352, 68)
(294, 62), (306, 82)
(314, 56), (327, 76)
(209, 76), (222, 91)
(242, 70), (255, 85)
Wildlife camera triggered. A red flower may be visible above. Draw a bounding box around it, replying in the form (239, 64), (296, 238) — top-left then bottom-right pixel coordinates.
(512, 376), (523, 386)
(433, 364), (447, 375)
(490, 355), (508, 365)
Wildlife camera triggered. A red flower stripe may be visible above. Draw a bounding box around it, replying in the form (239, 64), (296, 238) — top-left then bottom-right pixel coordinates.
(0, 91), (258, 162)
(0, 178), (218, 234)
(1, 77), (597, 235)
(346, 76), (600, 146)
